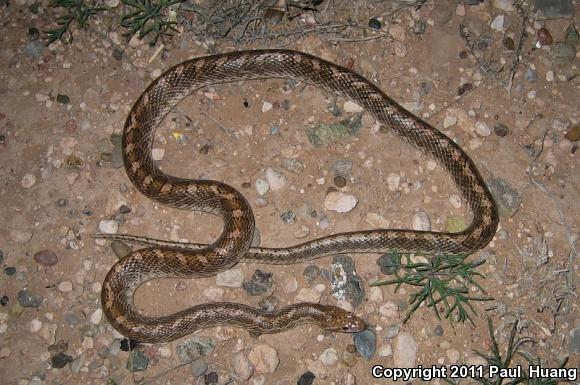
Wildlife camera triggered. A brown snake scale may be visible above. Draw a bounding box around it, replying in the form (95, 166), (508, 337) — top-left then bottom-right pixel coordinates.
(97, 49), (499, 343)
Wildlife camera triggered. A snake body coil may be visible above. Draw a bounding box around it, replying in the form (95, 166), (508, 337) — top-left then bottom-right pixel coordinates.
(100, 50), (498, 342)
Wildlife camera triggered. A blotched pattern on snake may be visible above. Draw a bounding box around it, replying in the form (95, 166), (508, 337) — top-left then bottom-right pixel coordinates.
(98, 49), (499, 343)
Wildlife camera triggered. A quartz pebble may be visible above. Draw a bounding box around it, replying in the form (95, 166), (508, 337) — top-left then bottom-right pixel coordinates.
(295, 288), (321, 303)
(262, 101), (273, 112)
(343, 101), (364, 113)
(411, 211), (431, 231)
(248, 344), (279, 373)
(393, 332), (418, 368)
(443, 114), (457, 128)
(21, 173), (37, 188)
(264, 168), (286, 191)
(319, 348), (339, 366)
(475, 121), (492, 136)
(90, 309), (103, 325)
(58, 281), (73, 292)
(98, 220), (118, 234)
(232, 352), (254, 380)
(324, 191), (357, 213)
(255, 179), (269, 195)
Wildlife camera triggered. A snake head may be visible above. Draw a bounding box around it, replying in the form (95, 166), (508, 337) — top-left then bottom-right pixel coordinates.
(321, 307), (367, 333)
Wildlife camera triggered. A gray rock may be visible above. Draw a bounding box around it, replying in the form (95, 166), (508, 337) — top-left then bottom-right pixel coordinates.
(111, 241), (132, 259)
(298, 371), (316, 385)
(51, 352), (73, 369)
(550, 43), (576, 65)
(190, 359), (208, 377)
(376, 253), (400, 275)
(243, 269), (273, 296)
(330, 255), (365, 307)
(570, 327), (580, 353)
(487, 178), (522, 217)
(524, 67), (537, 82)
(24, 40), (45, 60)
(281, 158), (305, 174)
(17, 289), (42, 308)
(353, 329), (376, 359)
(303, 265), (321, 283)
(532, 0), (573, 20)
(332, 159), (353, 177)
(34, 249), (58, 266)
(281, 210), (296, 224)
(176, 336), (215, 363)
(126, 349), (149, 372)
(393, 332), (418, 368)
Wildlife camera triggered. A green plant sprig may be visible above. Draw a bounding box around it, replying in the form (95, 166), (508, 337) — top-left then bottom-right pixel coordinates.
(44, 0), (106, 44)
(121, 0), (184, 45)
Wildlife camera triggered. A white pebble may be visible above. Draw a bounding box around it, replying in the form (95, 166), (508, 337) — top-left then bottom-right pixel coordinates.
(379, 301), (399, 317)
(443, 114), (457, 129)
(490, 14), (505, 31)
(98, 220), (118, 234)
(369, 287), (384, 302)
(343, 101), (364, 113)
(90, 309), (103, 325)
(158, 346), (172, 357)
(255, 179), (270, 195)
(336, 299), (354, 312)
(319, 347), (339, 366)
(426, 160), (437, 170)
(527, 90), (536, 99)
(151, 148), (165, 160)
(295, 288), (321, 303)
(30, 318), (42, 333)
(261, 101), (273, 113)
(21, 173), (37, 188)
(264, 168), (286, 191)
(150, 68), (162, 79)
(216, 268), (244, 287)
(546, 71), (554, 82)
(248, 344), (279, 374)
(324, 191), (357, 213)
(412, 211), (431, 231)
(449, 195), (462, 209)
(475, 121), (491, 137)
(378, 343), (393, 357)
(394, 332), (418, 367)
(387, 173), (401, 191)
(58, 281), (73, 293)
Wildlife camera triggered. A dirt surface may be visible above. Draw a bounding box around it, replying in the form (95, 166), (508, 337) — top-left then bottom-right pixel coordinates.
(0, 1), (578, 385)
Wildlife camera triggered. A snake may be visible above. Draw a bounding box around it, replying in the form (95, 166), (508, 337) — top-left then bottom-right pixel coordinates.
(98, 49), (499, 343)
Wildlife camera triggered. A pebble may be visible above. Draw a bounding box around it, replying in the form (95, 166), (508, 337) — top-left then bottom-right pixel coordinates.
(378, 343), (393, 357)
(262, 101), (273, 113)
(493, 123), (509, 137)
(204, 371), (219, 384)
(303, 265), (321, 283)
(446, 348), (460, 363)
(51, 352), (73, 369)
(297, 371), (316, 385)
(324, 191), (357, 213)
(411, 211), (431, 231)
(21, 173), (36, 188)
(368, 17), (382, 30)
(379, 301), (399, 317)
(376, 253), (400, 275)
(550, 43), (576, 65)
(330, 255), (365, 307)
(58, 281), (73, 292)
(564, 125), (580, 142)
(393, 332), (418, 368)
(281, 211), (296, 224)
(475, 121), (492, 136)
(490, 15), (505, 32)
(487, 178), (522, 217)
(294, 225), (310, 238)
(446, 216), (467, 232)
(158, 345), (172, 358)
(216, 268), (244, 287)
(17, 290), (42, 308)
(0, 347), (11, 358)
(150, 68), (162, 79)
(111, 241), (132, 259)
(191, 359), (208, 377)
(384, 324), (400, 339)
(343, 101), (364, 113)
(295, 288), (321, 303)
(151, 148), (165, 160)
(333, 159), (353, 176)
(259, 295), (279, 312)
(98, 220), (118, 234)
(433, 324), (444, 336)
(90, 309), (103, 325)
(10, 230), (32, 243)
(282, 158), (305, 174)
(389, 24), (406, 41)
(127, 349), (149, 372)
(433, 0), (453, 25)
(524, 67), (537, 82)
(449, 195), (462, 209)
(255, 178), (269, 195)
(176, 336), (215, 362)
(243, 269), (273, 296)
(387, 173), (400, 191)
(248, 344), (279, 373)
(30, 318), (42, 332)
(546, 70), (555, 82)
(352, 329), (377, 360)
(366, 213), (388, 228)
(232, 352), (254, 380)
(319, 348), (339, 366)
(4, 266), (17, 276)
(264, 168), (286, 191)
(343, 372), (357, 385)
(33, 249), (58, 266)
(443, 114), (457, 128)
(369, 287), (383, 302)
(24, 40), (44, 59)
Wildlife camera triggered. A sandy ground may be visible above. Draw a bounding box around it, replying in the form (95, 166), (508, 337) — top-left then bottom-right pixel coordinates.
(0, 1), (578, 384)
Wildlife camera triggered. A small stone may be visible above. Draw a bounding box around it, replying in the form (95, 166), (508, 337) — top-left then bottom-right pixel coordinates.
(30, 318), (42, 332)
(303, 265), (320, 283)
(384, 324), (400, 339)
(232, 352), (254, 380)
(264, 168), (286, 191)
(98, 220), (118, 234)
(524, 67), (537, 82)
(191, 359), (208, 377)
(369, 287), (383, 302)
(411, 211), (431, 231)
(127, 349), (149, 372)
(0, 295), (8, 306)
(4, 266), (17, 276)
(433, 0), (453, 25)
(21, 173), (36, 188)
(487, 178), (522, 217)
(176, 336), (215, 362)
(475, 121), (492, 136)
(333, 159), (353, 176)
(447, 348), (460, 363)
(90, 309), (102, 325)
(343, 372), (356, 385)
(389, 24), (406, 41)
(261, 101), (273, 113)
(343, 101), (364, 113)
(393, 332), (418, 368)
(550, 43), (576, 65)
(443, 114), (457, 128)
(17, 290), (42, 308)
(56, 94), (70, 104)
(216, 268), (244, 287)
(281, 211), (296, 224)
(319, 348), (339, 366)
(365, 18), (381, 31)
(151, 148), (165, 160)
(0, 347), (11, 358)
(564, 125), (580, 142)
(333, 175), (347, 187)
(34, 249), (58, 266)
(353, 329), (376, 359)
(294, 225), (310, 238)
(24, 40), (44, 59)
(379, 301), (399, 317)
(111, 241), (132, 259)
(204, 372), (218, 384)
(433, 324), (444, 336)
(546, 70), (555, 82)
(376, 253), (400, 275)
(378, 343), (393, 357)
(297, 371), (316, 385)
(58, 281), (73, 292)
(255, 179), (269, 195)
(281, 158), (305, 174)
(295, 288), (321, 303)
(490, 15), (505, 32)
(494, 123), (510, 137)
(51, 352), (73, 369)
(324, 191), (357, 213)
(243, 269), (273, 296)
(248, 344), (279, 373)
